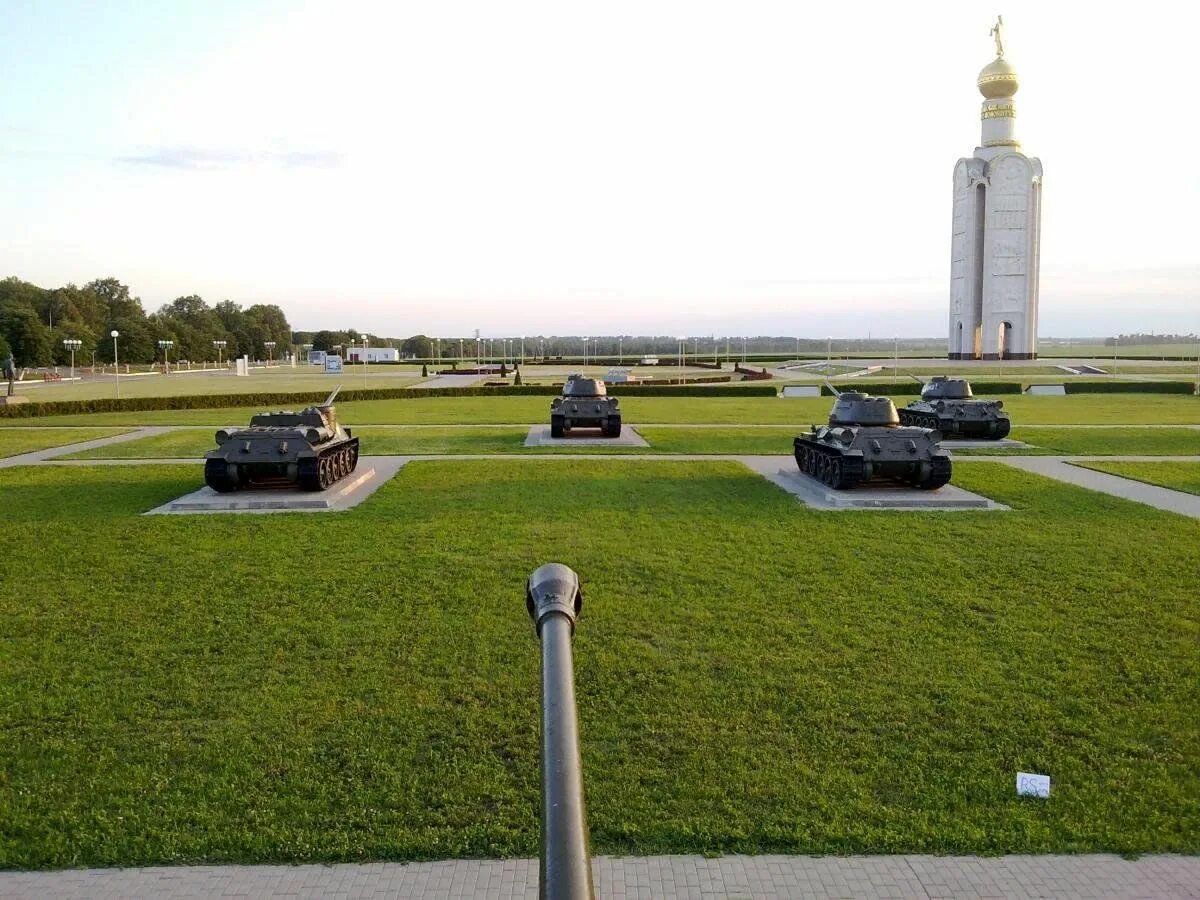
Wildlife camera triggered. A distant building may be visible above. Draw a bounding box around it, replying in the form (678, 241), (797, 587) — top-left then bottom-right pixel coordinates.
(949, 17), (1042, 360)
(345, 347), (400, 363)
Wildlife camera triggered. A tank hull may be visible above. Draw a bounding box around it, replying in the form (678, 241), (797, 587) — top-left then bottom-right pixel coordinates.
(204, 435), (359, 492)
(793, 429), (951, 490)
(550, 398), (622, 437)
(898, 403), (1010, 439)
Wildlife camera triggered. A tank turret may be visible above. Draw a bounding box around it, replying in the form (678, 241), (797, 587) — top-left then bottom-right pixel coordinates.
(898, 377), (1010, 439)
(794, 391), (951, 490)
(204, 386), (360, 492)
(551, 375), (622, 437)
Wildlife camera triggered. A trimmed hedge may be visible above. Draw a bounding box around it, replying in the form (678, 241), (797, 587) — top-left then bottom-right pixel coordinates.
(0, 383), (779, 419)
(1063, 381), (1198, 395)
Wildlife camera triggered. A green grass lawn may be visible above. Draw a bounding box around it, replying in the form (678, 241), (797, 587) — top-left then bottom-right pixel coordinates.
(956, 427), (1200, 457)
(63, 426), (801, 459)
(0, 460), (1196, 868)
(0, 427), (130, 458)
(1072, 461), (1200, 495)
(4, 393), (1200, 428)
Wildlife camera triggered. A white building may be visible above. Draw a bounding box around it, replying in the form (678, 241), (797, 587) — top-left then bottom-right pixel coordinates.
(345, 347), (400, 363)
(948, 18), (1043, 360)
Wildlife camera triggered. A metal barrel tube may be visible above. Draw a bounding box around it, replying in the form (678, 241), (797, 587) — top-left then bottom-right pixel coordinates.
(526, 563), (594, 900)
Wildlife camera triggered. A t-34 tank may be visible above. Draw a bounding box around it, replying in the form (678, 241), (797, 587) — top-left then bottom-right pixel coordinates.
(897, 377), (1011, 439)
(794, 390), (951, 490)
(550, 375), (622, 437)
(204, 386), (359, 492)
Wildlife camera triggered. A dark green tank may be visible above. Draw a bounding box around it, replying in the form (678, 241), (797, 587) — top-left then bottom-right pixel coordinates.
(794, 391), (951, 490)
(551, 375), (621, 437)
(898, 377), (1011, 439)
(204, 386), (359, 492)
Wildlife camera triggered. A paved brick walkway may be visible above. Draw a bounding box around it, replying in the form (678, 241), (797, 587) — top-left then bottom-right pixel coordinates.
(2, 854), (1196, 898)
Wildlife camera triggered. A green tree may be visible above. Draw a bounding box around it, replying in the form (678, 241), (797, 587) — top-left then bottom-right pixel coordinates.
(402, 334), (433, 358)
(0, 306), (53, 366)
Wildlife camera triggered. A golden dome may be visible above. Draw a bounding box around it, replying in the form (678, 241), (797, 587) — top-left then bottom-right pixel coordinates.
(978, 57), (1018, 99)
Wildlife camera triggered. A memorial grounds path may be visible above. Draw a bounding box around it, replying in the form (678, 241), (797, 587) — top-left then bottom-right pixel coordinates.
(2, 853), (1198, 899)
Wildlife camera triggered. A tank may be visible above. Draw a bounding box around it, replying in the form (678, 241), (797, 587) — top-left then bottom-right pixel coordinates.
(204, 386), (359, 492)
(897, 377), (1011, 439)
(793, 391), (951, 490)
(550, 375), (622, 437)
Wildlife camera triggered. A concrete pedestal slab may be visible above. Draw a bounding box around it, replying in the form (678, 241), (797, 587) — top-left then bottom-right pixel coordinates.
(146, 459), (406, 515)
(524, 425), (649, 448)
(750, 464), (1006, 511)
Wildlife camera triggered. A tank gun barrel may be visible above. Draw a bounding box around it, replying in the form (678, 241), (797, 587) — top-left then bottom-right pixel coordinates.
(823, 378), (841, 397)
(322, 385), (342, 407)
(525, 563), (594, 900)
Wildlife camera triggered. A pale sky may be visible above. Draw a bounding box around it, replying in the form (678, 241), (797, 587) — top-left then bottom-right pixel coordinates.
(2, 0), (1197, 337)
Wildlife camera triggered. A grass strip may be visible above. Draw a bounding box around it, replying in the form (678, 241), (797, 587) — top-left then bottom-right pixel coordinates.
(1071, 461), (1200, 495)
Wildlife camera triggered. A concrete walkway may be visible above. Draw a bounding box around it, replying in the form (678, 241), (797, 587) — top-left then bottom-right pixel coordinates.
(0, 426), (170, 469)
(989, 455), (1200, 519)
(2, 854), (1195, 899)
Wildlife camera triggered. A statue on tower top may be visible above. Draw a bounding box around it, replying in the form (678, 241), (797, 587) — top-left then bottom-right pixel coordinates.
(990, 15), (1005, 58)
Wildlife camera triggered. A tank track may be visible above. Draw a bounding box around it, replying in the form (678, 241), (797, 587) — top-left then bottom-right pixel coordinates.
(793, 438), (952, 490)
(898, 409), (1011, 440)
(205, 458), (243, 493)
(297, 438), (360, 492)
(793, 438), (866, 490)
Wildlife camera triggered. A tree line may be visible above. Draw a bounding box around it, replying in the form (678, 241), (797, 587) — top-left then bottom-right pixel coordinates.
(0, 276), (292, 366)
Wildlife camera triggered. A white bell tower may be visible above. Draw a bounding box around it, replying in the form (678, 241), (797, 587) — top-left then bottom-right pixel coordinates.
(948, 16), (1043, 360)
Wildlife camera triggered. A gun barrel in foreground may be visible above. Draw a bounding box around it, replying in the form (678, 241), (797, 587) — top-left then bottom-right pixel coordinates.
(526, 563), (594, 900)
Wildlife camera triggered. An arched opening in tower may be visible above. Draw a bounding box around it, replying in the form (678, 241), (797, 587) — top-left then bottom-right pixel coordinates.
(999, 321), (1013, 360)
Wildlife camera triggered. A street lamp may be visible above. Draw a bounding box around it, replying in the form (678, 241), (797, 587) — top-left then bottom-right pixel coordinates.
(110, 330), (120, 399)
(212, 339), (227, 367)
(520, 335), (525, 365)
(826, 336), (832, 372)
(677, 336), (686, 384)
(742, 336), (747, 365)
(583, 337), (588, 368)
(264, 340), (276, 367)
(157, 339), (174, 374)
(618, 336), (623, 364)
(62, 338), (81, 381)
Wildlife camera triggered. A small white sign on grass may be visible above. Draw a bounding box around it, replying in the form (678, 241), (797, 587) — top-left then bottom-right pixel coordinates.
(1016, 772), (1051, 798)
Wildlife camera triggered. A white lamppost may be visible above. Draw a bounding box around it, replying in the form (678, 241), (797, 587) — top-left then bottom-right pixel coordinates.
(677, 336), (686, 384)
(62, 338), (81, 381)
(110, 330), (120, 398)
(583, 337), (589, 368)
(264, 340), (276, 367)
(742, 336), (747, 365)
(213, 339), (227, 367)
(618, 336), (623, 364)
(894, 337), (899, 384)
(157, 339), (174, 374)
(520, 335), (525, 365)
(826, 336), (832, 371)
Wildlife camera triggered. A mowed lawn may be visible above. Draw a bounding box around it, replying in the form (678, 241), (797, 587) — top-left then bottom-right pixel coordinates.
(0, 427), (130, 457)
(1074, 461), (1200, 495)
(2, 393), (1199, 427)
(1, 460), (1197, 868)
(965, 427), (1200, 457)
(63, 426), (802, 458)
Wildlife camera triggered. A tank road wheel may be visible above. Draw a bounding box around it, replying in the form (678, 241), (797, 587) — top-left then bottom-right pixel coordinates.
(828, 457), (843, 489)
(550, 416), (564, 438)
(317, 456), (332, 490)
(348, 439), (360, 471)
(898, 410), (913, 427)
(994, 418), (1011, 440)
